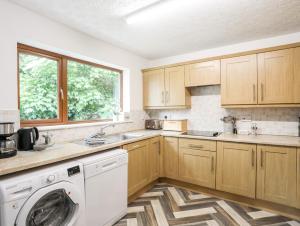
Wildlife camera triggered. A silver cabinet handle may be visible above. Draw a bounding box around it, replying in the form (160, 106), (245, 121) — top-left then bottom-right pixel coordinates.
(161, 91), (164, 104)
(211, 156), (214, 172)
(165, 91), (169, 104)
(253, 84), (256, 102)
(261, 149), (264, 168)
(188, 144), (203, 149)
(251, 149), (255, 167)
(261, 84), (264, 102)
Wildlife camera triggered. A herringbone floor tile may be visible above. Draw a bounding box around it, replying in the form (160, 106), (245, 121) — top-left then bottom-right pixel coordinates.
(114, 183), (300, 226)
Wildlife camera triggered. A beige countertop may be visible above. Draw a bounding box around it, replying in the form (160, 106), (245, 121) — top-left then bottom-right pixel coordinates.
(0, 129), (299, 177)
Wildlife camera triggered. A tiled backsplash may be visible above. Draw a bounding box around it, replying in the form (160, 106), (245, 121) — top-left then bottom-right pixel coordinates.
(147, 86), (300, 136)
(0, 110), (147, 143)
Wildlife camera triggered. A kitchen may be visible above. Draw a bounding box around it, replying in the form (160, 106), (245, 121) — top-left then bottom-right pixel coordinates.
(0, 0), (300, 225)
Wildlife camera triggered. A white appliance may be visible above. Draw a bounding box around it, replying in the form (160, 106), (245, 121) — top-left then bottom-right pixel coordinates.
(78, 149), (128, 226)
(0, 161), (86, 226)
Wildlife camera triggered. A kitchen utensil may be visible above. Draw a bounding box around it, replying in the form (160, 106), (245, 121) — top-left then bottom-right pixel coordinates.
(0, 122), (17, 158)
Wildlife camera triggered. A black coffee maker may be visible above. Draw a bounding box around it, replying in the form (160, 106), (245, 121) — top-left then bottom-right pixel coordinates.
(0, 122), (17, 158)
(17, 127), (39, 151)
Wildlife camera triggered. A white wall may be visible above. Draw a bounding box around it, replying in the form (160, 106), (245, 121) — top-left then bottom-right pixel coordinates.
(148, 32), (300, 67)
(0, 0), (148, 111)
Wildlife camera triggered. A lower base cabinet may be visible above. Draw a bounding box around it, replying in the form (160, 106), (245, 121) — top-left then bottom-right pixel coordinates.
(257, 145), (297, 207)
(298, 149), (300, 208)
(148, 137), (160, 182)
(216, 142), (256, 198)
(164, 137), (179, 179)
(179, 139), (216, 188)
(124, 140), (149, 196)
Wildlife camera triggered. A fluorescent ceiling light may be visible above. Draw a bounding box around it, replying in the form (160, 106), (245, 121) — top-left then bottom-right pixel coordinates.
(125, 0), (184, 25)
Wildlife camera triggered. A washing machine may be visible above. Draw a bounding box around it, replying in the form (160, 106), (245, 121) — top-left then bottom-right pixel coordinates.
(0, 160), (86, 226)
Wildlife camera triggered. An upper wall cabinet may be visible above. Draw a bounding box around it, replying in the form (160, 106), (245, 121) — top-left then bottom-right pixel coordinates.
(185, 60), (220, 87)
(258, 49), (294, 104)
(143, 69), (165, 108)
(221, 55), (258, 105)
(143, 66), (190, 109)
(293, 47), (300, 103)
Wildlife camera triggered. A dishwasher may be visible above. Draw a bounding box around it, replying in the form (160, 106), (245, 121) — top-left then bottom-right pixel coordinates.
(78, 149), (128, 226)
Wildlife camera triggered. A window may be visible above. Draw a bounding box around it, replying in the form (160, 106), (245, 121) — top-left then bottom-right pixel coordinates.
(18, 44), (122, 126)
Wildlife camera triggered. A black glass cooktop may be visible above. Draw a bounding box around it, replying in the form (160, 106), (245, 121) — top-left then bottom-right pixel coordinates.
(182, 130), (221, 137)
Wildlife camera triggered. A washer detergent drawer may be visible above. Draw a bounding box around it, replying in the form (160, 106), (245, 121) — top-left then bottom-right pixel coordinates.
(84, 154), (128, 226)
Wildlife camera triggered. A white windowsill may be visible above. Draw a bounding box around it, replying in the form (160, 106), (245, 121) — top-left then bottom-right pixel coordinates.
(37, 120), (133, 131)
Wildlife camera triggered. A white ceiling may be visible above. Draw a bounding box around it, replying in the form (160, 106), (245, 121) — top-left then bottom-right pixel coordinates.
(9, 0), (300, 59)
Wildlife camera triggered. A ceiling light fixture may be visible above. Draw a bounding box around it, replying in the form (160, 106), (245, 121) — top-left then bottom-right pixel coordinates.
(125, 0), (182, 25)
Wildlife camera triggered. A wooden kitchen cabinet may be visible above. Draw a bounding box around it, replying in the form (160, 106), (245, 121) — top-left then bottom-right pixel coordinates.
(216, 142), (256, 198)
(164, 137), (179, 179)
(297, 149), (300, 208)
(143, 69), (165, 108)
(258, 49), (294, 104)
(179, 139), (217, 188)
(221, 54), (258, 105)
(143, 66), (190, 109)
(148, 137), (160, 182)
(165, 66), (190, 107)
(257, 145), (297, 207)
(124, 140), (149, 196)
(293, 47), (300, 103)
(185, 60), (220, 87)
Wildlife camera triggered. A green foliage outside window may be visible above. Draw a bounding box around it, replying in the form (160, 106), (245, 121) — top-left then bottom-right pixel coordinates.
(19, 53), (121, 121)
(19, 53), (59, 120)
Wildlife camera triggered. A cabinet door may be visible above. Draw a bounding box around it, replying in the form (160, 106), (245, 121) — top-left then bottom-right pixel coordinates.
(257, 145), (297, 207)
(125, 140), (149, 196)
(185, 60), (220, 87)
(294, 47), (300, 103)
(297, 149), (300, 208)
(165, 66), (188, 106)
(221, 54), (257, 105)
(164, 137), (179, 179)
(216, 142), (256, 198)
(148, 137), (160, 182)
(258, 49), (294, 104)
(143, 69), (165, 108)
(179, 148), (216, 188)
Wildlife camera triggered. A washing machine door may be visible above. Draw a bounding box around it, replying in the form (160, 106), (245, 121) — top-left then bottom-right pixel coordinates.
(15, 181), (84, 226)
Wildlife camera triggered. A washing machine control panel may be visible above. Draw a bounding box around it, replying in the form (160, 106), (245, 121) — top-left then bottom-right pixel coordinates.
(67, 165), (80, 177)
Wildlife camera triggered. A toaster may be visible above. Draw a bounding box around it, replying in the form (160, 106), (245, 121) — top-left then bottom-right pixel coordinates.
(145, 119), (162, 130)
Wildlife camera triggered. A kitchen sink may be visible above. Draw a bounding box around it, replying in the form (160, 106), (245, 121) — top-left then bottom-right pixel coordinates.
(74, 132), (145, 147)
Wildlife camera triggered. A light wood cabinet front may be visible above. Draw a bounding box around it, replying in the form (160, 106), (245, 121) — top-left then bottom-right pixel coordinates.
(125, 140), (149, 196)
(179, 139), (216, 188)
(148, 137), (160, 182)
(165, 66), (190, 107)
(221, 54), (258, 105)
(164, 137), (179, 179)
(143, 69), (165, 108)
(294, 47), (300, 103)
(258, 49), (294, 104)
(216, 142), (256, 198)
(185, 60), (220, 87)
(257, 145), (297, 207)
(297, 149), (300, 208)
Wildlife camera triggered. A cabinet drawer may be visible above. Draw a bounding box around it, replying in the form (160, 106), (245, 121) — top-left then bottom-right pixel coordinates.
(126, 140), (148, 151)
(179, 138), (216, 151)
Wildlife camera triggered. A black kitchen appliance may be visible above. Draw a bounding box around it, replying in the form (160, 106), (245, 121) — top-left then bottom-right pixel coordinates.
(0, 122), (17, 159)
(17, 127), (39, 151)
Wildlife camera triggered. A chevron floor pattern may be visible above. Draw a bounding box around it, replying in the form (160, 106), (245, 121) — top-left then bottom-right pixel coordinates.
(114, 183), (300, 226)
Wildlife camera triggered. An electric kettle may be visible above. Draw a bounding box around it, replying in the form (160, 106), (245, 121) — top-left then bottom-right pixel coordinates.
(17, 127), (39, 151)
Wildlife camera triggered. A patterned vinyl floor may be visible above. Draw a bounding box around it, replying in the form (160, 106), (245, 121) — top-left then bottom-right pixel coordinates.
(114, 183), (300, 226)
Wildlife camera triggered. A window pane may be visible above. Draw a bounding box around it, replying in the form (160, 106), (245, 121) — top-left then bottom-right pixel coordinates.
(19, 53), (59, 120)
(67, 60), (121, 121)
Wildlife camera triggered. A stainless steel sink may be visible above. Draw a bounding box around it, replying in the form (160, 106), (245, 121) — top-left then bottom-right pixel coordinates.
(74, 132), (145, 147)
